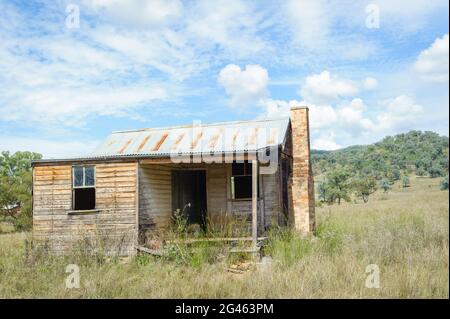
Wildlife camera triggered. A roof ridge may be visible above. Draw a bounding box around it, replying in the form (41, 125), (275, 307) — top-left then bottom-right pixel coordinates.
(112, 116), (290, 134)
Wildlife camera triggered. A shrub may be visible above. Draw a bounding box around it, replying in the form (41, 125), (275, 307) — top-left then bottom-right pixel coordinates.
(380, 179), (391, 193)
(402, 175), (410, 188)
(440, 176), (449, 190)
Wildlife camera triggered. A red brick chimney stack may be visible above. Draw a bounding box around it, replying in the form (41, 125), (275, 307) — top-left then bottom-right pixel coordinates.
(289, 106), (315, 233)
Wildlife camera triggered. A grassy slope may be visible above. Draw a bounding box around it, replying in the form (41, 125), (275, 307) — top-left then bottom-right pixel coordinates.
(0, 176), (448, 298)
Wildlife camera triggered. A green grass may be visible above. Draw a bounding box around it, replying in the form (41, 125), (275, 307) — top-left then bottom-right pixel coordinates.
(0, 176), (448, 298)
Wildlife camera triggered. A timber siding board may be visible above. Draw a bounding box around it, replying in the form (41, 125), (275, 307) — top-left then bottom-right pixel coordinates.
(32, 162), (138, 256)
(139, 164), (173, 234)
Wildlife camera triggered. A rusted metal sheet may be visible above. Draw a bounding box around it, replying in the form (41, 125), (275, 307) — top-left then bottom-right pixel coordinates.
(91, 117), (290, 158)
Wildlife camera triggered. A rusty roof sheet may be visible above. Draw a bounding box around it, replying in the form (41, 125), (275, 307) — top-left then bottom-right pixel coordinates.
(90, 117), (290, 158)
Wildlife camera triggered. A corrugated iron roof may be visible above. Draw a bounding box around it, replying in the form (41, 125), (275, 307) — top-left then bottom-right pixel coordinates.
(32, 117), (290, 164)
(91, 117), (290, 158)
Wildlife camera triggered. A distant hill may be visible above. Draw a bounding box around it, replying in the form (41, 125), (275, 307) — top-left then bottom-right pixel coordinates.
(312, 130), (449, 180)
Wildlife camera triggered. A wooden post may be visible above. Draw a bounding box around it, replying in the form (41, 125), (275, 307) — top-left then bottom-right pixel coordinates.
(252, 159), (258, 250)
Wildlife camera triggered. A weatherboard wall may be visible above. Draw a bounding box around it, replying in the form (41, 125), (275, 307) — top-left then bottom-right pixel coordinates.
(32, 162), (138, 256)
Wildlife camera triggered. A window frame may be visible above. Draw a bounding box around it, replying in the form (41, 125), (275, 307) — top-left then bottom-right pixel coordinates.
(72, 165), (96, 211)
(230, 161), (254, 200)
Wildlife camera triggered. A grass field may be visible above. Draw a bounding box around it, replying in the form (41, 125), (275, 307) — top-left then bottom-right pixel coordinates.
(0, 176), (448, 298)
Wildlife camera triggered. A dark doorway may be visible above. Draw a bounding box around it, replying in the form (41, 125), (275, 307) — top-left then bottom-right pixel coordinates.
(172, 170), (207, 229)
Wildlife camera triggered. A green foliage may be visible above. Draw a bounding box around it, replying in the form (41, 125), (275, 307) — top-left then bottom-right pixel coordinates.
(352, 175), (377, 203)
(440, 176), (449, 191)
(428, 164), (443, 178)
(0, 151), (42, 231)
(380, 179), (391, 193)
(312, 130), (449, 179)
(319, 166), (352, 205)
(402, 175), (410, 188)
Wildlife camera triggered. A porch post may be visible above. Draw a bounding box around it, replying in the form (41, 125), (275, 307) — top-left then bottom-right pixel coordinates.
(252, 159), (258, 250)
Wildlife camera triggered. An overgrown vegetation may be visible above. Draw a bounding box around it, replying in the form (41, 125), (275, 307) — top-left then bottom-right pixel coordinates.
(312, 130), (449, 178)
(0, 130), (448, 297)
(0, 151), (42, 231)
(313, 131), (449, 204)
(0, 176), (447, 298)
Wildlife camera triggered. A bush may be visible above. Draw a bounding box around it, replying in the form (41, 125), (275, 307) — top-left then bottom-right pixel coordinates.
(380, 179), (391, 193)
(440, 176), (449, 190)
(402, 175), (410, 188)
(429, 165), (444, 178)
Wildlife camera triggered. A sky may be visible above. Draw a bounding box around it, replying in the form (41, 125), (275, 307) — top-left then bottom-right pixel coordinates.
(0, 0), (448, 158)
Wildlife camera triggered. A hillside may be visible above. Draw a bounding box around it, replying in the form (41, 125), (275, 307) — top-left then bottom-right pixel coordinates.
(312, 130), (449, 180)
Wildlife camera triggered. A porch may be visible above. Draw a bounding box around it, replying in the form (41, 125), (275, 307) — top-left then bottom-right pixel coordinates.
(137, 158), (285, 250)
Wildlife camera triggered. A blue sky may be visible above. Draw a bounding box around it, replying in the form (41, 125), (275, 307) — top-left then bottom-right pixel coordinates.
(0, 0), (448, 158)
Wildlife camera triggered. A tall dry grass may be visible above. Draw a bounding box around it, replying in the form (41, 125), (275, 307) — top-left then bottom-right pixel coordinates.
(0, 176), (448, 298)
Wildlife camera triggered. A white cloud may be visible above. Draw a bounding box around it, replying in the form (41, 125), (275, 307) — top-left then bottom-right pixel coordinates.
(336, 98), (375, 131)
(0, 136), (100, 159)
(414, 34), (449, 83)
(363, 77), (378, 90)
(311, 131), (342, 150)
(283, 0), (330, 49)
(184, 0), (269, 58)
(0, 78), (168, 126)
(300, 71), (359, 104)
(372, 0), (448, 33)
(218, 64), (269, 107)
(374, 95), (423, 132)
(84, 0), (183, 27)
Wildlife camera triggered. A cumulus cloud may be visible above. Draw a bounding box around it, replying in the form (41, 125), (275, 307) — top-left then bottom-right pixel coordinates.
(300, 71), (359, 104)
(414, 34), (449, 83)
(374, 95), (423, 131)
(312, 131), (342, 150)
(218, 64), (269, 107)
(336, 98), (375, 131)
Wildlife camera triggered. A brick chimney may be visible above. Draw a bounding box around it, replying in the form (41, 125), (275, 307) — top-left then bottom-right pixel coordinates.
(289, 106), (315, 234)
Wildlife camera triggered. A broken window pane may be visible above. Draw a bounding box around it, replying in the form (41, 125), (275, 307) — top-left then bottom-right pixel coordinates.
(73, 188), (95, 210)
(244, 161), (252, 175)
(234, 176), (252, 199)
(232, 162), (245, 175)
(74, 167), (83, 187)
(84, 166), (95, 186)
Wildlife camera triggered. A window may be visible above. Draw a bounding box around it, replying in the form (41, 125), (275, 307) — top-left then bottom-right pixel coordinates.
(231, 161), (254, 199)
(72, 166), (96, 210)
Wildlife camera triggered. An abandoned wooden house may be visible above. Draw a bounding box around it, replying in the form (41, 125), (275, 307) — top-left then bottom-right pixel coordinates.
(32, 106), (315, 256)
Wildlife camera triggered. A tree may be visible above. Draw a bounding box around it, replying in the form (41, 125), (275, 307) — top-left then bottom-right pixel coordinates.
(312, 130), (449, 182)
(428, 164), (443, 178)
(323, 166), (352, 205)
(441, 176), (449, 191)
(416, 167), (426, 176)
(0, 151), (42, 230)
(392, 168), (401, 181)
(352, 176), (377, 203)
(317, 181), (328, 202)
(402, 175), (410, 188)
(380, 179), (391, 193)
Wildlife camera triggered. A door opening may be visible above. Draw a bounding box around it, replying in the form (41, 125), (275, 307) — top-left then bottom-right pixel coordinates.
(171, 170), (207, 230)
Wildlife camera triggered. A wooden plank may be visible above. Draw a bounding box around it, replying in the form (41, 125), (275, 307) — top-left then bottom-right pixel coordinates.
(136, 245), (166, 257)
(252, 160), (258, 250)
(166, 237), (268, 244)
